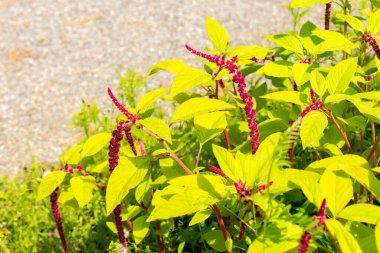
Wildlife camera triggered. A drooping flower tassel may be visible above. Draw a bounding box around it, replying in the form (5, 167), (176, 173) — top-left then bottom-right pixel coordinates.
(362, 34), (380, 59)
(325, 3), (331, 30)
(50, 187), (68, 253)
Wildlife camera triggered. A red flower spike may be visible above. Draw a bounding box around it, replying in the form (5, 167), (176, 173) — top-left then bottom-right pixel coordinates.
(50, 188), (68, 253)
(108, 88), (138, 123)
(138, 139), (146, 157)
(208, 164), (229, 179)
(186, 44), (260, 154)
(310, 89), (316, 104)
(363, 34), (380, 59)
(298, 231), (312, 253)
(325, 3), (331, 30)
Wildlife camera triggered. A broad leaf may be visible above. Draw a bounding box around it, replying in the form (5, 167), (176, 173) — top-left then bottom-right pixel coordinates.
(306, 154), (370, 174)
(136, 87), (170, 112)
(367, 9), (380, 35)
(352, 91), (380, 101)
(325, 57), (358, 95)
(133, 215), (150, 244)
(236, 45), (268, 60)
(202, 230), (227, 252)
(140, 117), (172, 144)
(310, 69), (327, 97)
(212, 144), (240, 182)
(194, 112), (227, 144)
(266, 34), (303, 54)
(352, 101), (380, 124)
(106, 156), (149, 215)
(313, 30), (358, 54)
(338, 204), (380, 224)
(300, 111), (328, 149)
(81, 133), (111, 158)
(376, 220), (380, 252)
(189, 209), (212, 226)
(171, 97), (234, 123)
(320, 166), (353, 217)
(146, 59), (189, 76)
(325, 219), (363, 253)
(261, 91), (306, 105)
(256, 61), (293, 77)
(171, 68), (212, 96)
(290, 0), (319, 8)
(37, 171), (66, 201)
(205, 16), (228, 52)
(337, 14), (365, 33)
(61, 144), (83, 165)
(292, 63), (311, 87)
(70, 176), (95, 207)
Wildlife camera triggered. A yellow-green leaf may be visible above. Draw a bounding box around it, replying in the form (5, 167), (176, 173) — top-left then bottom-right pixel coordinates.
(170, 68), (212, 96)
(261, 91), (306, 106)
(202, 230), (227, 252)
(205, 16), (228, 52)
(70, 176), (95, 207)
(171, 97), (234, 123)
(61, 144), (83, 165)
(133, 215), (150, 244)
(189, 209), (212, 226)
(81, 132), (111, 158)
(376, 220), (380, 252)
(146, 59), (190, 76)
(194, 112), (227, 145)
(310, 69), (327, 97)
(337, 14), (365, 33)
(140, 117), (172, 144)
(352, 101), (380, 124)
(367, 9), (380, 35)
(212, 144), (240, 182)
(106, 157), (149, 215)
(320, 166), (353, 217)
(338, 204), (380, 224)
(292, 63), (311, 87)
(300, 111), (328, 149)
(266, 34), (303, 54)
(37, 171), (66, 201)
(325, 57), (358, 95)
(325, 219), (363, 253)
(256, 61), (293, 77)
(236, 45), (268, 60)
(136, 87), (170, 113)
(290, 0), (320, 8)
(352, 91), (380, 101)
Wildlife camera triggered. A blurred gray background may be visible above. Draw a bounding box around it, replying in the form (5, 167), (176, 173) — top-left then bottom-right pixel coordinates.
(0, 0), (323, 173)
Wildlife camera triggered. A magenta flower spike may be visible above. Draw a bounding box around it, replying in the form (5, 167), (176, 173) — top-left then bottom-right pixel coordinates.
(362, 34), (380, 59)
(310, 88), (316, 104)
(185, 45), (260, 154)
(138, 139), (146, 157)
(317, 198), (327, 226)
(298, 231), (312, 253)
(108, 88), (138, 123)
(122, 123), (137, 156)
(50, 187), (68, 253)
(325, 3), (331, 30)
(207, 164), (229, 179)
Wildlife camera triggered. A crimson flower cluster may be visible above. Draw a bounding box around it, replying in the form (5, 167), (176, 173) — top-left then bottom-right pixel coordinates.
(298, 198), (327, 253)
(363, 34), (380, 59)
(325, 3), (331, 30)
(185, 45), (260, 154)
(50, 187), (68, 253)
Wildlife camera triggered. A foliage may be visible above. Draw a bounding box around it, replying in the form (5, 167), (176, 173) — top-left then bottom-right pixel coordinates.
(30, 1), (380, 252)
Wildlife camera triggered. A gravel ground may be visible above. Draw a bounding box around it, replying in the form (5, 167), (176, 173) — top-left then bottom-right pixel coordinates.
(0, 0), (323, 173)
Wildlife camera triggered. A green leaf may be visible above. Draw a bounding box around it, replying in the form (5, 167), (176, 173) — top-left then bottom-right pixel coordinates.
(261, 91), (306, 105)
(140, 117), (172, 144)
(337, 14), (365, 33)
(352, 91), (380, 101)
(212, 144), (240, 182)
(344, 221), (377, 253)
(306, 154), (370, 174)
(367, 9), (380, 35)
(121, 205), (142, 221)
(290, 0), (319, 8)
(325, 219), (363, 253)
(106, 157), (149, 215)
(376, 220), (380, 252)
(170, 68), (213, 96)
(313, 30), (359, 54)
(61, 144), (83, 165)
(310, 69), (327, 97)
(132, 215), (150, 244)
(146, 59), (190, 76)
(292, 63), (311, 87)
(70, 176), (95, 207)
(325, 57), (358, 95)
(300, 111), (328, 149)
(258, 118), (288, 141)
(236, 45), (268, 60)
(266, 34), (303, 54)
(194, 112), (227, 144)
(90, 160), (109, 173)
(171, 97), (234, 123)
(256, 61), (293, 77)
(37, 171), (66, 201)
(81, 133), (111, 158)
(205, 16), (228, 52)
(338, 204), (380, 224)
(352, 101), (380, 124)
(135, 177), (151, 204)
(202, 230), (227, 252)
(189, 209), (212, 226)
(136, 88), (170, 113)
(338, 165), (380, 201)
(320, 167), (353, 217)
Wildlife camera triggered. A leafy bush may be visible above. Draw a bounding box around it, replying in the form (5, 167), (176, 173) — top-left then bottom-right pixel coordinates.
(33, 1), (380, 252)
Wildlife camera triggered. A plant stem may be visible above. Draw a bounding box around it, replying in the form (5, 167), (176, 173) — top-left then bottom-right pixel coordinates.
(367, 122), (380, 162)
(224, 128), (231, 150)
(195, 144), (203, 168)
(328, 109), (353, 154)
(211, 204), (232, 253)
(156, 222), (166, 253)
